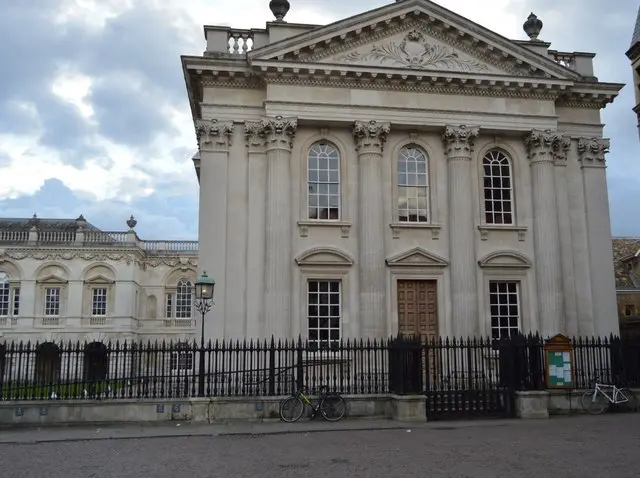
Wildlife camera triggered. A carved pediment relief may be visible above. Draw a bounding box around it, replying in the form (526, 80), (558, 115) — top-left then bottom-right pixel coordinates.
(296, 247), (354, 267)
(386, 247), (448, 268)
(325, 29), (499, 74)
(478, 250), (532, 269)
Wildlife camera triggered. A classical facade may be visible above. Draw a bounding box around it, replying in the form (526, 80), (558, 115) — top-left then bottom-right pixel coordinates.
(182, 0), (623, 343)
(626, 5), (640, 139)
(0, 215), (199, 343)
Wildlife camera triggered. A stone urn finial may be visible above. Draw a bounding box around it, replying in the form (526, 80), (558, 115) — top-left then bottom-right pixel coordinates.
(269, 0), (290, 22)
(523, 13), (543, 40)
(126, 215), (137, 230)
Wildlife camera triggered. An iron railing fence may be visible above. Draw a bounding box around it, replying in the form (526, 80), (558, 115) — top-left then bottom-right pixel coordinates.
(1, 334), (639, 400)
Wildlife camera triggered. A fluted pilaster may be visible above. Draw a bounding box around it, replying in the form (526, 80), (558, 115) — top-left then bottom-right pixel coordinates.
(577, 137), (618, 336)
(195, 119), (234, 340)
(442, 125), (479, 338)
(524, 129), (565, 337)
(353, 120), (390, 338)
(260, 115), (298, 339)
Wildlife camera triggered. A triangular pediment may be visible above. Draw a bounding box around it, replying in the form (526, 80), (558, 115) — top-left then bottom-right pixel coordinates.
(84, 274), (115, 284)
(37, 274), (68, 284)
(386, 247), (448, 268)
(249, 0), (579, 81)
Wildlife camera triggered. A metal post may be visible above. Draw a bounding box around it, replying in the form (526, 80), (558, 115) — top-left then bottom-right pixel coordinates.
(199, 307), (206, 397)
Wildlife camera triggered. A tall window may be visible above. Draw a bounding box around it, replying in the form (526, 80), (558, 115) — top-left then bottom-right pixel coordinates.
(44, 287), (61, 316)
(307, 280), (341, 350)
(165, 280), (193, 319)
(397, 145), (429, 222)
(489, 281), (520, 339)
(91, 288), (108, 316)
(482, 150), (514, 225)
(0, 272), (19, 318)
(307, 142), (340, 220)
(170, 342), (194, 371)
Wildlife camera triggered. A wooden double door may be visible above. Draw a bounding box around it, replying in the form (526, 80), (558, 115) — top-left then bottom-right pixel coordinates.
(397, 279), (438, 339)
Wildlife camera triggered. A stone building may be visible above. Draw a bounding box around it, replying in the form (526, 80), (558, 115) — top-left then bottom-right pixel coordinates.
(626, 5), (640, 140)
(612, 238), (640, 335)
(182, 0), (623, 344)
(0, 215), (198, 344)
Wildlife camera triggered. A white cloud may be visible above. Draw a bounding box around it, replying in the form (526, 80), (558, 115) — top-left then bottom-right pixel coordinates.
(51, 65), (96, 122)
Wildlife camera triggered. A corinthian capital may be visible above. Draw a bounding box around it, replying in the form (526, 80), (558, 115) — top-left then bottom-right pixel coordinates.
(353, 120), (391, 154)
(244, 120), (267, 152)
(261, 115), (297, 151)
(553, 135), (572, 165)
(195, 119), (234, 152)
(524, 129), (561, 163)
(577, 137), (609, 167)
(442, 125), (479, 157)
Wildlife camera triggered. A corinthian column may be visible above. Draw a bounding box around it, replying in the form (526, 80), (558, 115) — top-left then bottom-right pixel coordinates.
(442, 125), (479, 338)
(524, 129), (565, 337)
(353, 120), (390, 338)
(195, 119), (234, 340)
(577, 137), (618, 336)
(261, 115), (297, 339)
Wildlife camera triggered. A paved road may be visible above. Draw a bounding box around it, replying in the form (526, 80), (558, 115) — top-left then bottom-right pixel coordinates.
(1, 414), (639, 477)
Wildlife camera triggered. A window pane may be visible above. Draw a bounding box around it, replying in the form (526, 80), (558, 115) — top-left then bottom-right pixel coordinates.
(307, 280), (341, 350)
(397, 146), (429, 223)
(488, 280), (520, 339)
(482, 150), (514, 225)
(307, 142), (341, 221)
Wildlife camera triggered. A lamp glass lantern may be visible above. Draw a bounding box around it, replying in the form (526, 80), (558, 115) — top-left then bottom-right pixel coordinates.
(195, 271), (215, 300)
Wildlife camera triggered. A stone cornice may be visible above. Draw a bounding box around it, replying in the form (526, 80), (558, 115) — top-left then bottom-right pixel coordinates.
(577, 137), (610, 167)
(195, 119), (234, 151)
(442, 125), (479, 156)
(353, 120), (391, 154)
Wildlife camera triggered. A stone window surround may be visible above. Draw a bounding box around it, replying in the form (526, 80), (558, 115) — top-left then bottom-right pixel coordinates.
(82, 274), (116, 319)
(389, 135), (442, 240)
(36, 275), (68, 321)
(297, 132), (352, 238)
(479, 269), (532, 338)
(475, 141), (528, 242)
(165, 279), (194, 320)
(0, 273), (20, 318)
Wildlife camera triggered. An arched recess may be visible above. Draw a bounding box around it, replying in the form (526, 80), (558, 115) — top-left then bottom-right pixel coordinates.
(295, 247), (354, 267)
(35, 342), (62, 384)
(82, 264), (116, 319)
(478, 250), (532, 269)
(35, 263), (70, 320)
(0, 259), (23, 279)
(84, 342), (109, 385)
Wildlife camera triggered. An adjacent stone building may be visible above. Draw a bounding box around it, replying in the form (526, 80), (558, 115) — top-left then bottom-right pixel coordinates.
(182, 0), (623, 344)
(0, 215), (198, 343)
(612, 238), (640, 335)
(626, 5), (640, 140)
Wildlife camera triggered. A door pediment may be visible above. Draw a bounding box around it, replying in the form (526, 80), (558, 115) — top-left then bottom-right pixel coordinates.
(478, 250), (532, 269)
(386, 247), (448, 268)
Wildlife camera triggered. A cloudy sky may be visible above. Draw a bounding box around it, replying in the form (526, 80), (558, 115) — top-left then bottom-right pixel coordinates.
(0, 0), (638, 239)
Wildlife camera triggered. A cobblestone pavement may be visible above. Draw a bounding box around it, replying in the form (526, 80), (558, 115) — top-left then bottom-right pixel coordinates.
(1, 414), (640, 477)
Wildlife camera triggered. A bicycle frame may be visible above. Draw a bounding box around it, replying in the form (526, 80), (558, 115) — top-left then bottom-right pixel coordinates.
(592, 383), (629, 404)
(296, 388), (327, 418)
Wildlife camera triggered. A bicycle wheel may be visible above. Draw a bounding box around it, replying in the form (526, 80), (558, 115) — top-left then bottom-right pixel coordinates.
(581, 389), (607, 415)
(280, 396), (305, 423)
(319, 394), (347, 422)
(617, 388), (638, 412)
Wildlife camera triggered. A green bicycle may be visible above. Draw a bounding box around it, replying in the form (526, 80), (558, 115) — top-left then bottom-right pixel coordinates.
(279, 385), (347, 423)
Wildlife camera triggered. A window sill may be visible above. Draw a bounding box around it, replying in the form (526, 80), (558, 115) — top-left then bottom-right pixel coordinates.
(297, 221), (352, 238)
(390, 222), (442, 240)
(477, 225), (527, 242)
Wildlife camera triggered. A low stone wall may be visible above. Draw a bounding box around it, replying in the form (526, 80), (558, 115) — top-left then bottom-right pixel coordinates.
(0, 394), (426, 427)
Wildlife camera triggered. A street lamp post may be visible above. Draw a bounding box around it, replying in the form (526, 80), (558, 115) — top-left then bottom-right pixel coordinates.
(194, 271), (215, 398)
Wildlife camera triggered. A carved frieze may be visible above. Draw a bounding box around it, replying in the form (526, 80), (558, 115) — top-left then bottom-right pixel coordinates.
(335, 29), (491, 73)
(195, 119), (234, 152)
(442, 125), (479, 156)
(260, 115), (297, 150)
(353, 120), (391, 155)
(577, 137), (609, 167)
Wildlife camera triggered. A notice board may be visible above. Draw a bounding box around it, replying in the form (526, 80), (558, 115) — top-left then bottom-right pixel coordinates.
(544, 334), (574, 389)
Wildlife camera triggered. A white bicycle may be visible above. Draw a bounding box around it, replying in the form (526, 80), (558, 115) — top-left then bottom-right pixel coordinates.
(580, 375), (637, 415)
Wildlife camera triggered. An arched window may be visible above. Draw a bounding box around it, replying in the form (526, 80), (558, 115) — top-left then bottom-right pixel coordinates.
(0, 271), (20, 320)
(397, 145), (429, 222)
(482, 150), (514, 225)
(307, 142), (340, 220)
(165, 279), (193, 319)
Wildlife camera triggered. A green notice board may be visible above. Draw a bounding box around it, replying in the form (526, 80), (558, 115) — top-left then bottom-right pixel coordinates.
(546, 350), (574, 389)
